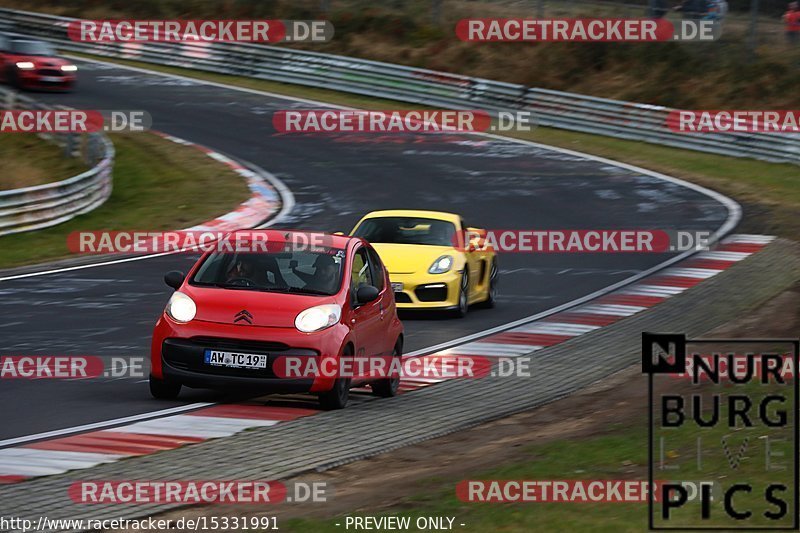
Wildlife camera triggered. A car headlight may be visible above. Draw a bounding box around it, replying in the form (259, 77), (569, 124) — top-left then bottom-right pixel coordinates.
(295, 304), (341, 333)
(428, 255), (454, 274)
(165, 291), (196, 323)
(15, 62), (34, 70)
(60, 65), (77, 72)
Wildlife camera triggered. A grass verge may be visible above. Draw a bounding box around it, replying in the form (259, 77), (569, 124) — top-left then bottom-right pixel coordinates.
(0, 134), (88, 190)
(285, 379), (794, 531)
(68, 53), (800, 241)
(0, 132), (250, 269)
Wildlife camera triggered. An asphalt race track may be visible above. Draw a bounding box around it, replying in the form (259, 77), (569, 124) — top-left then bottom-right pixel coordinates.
(0, 59), (731, 441)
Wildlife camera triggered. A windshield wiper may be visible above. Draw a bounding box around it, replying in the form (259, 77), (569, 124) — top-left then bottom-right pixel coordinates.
(195, 282), (263, 291)
(194, 283), (330, 295)
(281, 286), (331, 295)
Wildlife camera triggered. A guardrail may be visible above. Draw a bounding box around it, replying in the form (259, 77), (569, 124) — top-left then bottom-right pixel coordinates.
(1, 7), (797, 164)
(0, 89), (115, 237)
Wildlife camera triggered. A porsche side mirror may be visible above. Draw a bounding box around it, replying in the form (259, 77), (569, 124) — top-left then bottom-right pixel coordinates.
(355, 285), (380, 305)
(164, 271), (185, 290)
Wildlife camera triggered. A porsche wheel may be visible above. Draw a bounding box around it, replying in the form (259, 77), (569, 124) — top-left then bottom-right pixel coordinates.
(477, 259), (498, 309)
(452, 271), (469, 318)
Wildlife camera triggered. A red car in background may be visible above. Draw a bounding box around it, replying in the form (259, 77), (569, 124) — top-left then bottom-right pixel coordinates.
(0, 34), (77, 91)
(150, 231), (404, 410)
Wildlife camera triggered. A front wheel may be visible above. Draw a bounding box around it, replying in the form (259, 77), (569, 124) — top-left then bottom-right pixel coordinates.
(6, 68), (20, 89)
(451, 272), (469, 318)
(318, 346), (353, 410)
(318, 376), (351, 410)
(476, 259), (498, 309)
(149, 375), (181, 399)
(371, 343), (402, 398)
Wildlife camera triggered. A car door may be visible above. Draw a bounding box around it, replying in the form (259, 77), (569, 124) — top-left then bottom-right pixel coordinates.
(350, 246), (383, 368)
(366, 246), (394, 357)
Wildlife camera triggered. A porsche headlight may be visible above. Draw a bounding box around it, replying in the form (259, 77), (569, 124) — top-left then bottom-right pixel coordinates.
(15, 62), (34, 70)
(165, 291), (196, 323)
(295, 304), (341, 333)
(428, 255), (454, 274)
(60, 65), (78, 72)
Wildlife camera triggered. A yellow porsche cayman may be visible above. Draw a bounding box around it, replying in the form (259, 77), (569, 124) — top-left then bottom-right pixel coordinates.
(350, 210), (497, 317)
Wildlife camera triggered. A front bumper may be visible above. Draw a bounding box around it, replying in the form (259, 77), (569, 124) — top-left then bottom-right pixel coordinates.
(161, 337), (318, 393)
(18, 70), (76, 90)
(390, 271), (461, 309)
(151, 316), (349, 393)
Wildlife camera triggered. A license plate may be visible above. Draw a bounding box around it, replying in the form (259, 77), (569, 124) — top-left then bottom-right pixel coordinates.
(39, 76), (63, 82)
(391, 282), (404, 292)
(204, 350), (268, 369)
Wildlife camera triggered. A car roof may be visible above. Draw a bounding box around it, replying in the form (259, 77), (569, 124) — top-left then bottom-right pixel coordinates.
(359, 210), (461, 224)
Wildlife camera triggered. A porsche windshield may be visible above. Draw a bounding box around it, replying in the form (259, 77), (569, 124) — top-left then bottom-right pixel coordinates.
(190, 250), (345, 296)
(11, 40), (55, 56)
(353, 217), (456, 246)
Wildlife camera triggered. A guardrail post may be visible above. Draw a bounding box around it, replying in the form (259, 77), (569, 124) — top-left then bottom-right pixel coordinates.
(64, 133), (77, 159)
(747, 0), (761, 62)
(431, 0), (442, 26)
(86, 134), (101, 166)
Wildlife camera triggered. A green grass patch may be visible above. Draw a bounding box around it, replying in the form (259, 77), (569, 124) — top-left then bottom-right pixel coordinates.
(67, 52), (800, 240)
(284, 424), (650, 533)
(0, 133), (88, 190)
(0, 132), (250, 269)
(284, 379), (795, 532)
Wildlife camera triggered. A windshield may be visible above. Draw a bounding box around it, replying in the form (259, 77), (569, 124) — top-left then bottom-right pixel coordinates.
(353, 217), (456, 246)
(11, 40), (55, 56)
(190, 249), (345, 296)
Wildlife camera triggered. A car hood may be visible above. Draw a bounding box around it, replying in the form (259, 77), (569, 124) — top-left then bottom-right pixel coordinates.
(370, 244), (456, 275)
(181, 285), (337, 328)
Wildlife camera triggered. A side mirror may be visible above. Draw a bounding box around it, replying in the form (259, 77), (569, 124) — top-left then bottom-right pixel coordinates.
(164, 271), (185, 290)
(355, 285), (380, 305)
(465, 227), (487, 252)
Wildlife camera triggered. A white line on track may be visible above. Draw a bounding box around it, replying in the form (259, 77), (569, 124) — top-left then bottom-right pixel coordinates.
(0, 403), (213, 449)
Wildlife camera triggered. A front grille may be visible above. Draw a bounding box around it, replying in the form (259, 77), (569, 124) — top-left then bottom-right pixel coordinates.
(415, 284), (448, 302)
(394, 292), (413, 303)
(163, 337), (316, 379)
(189, 336), (290, 353)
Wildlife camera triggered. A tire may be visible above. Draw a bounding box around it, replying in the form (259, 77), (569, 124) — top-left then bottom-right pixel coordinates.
(149, 374), (181, 400)
(476, 259), (498, 309)
(371, 343), (402, 398)
(6, 68), (19, 89)
(318, 346), (353, 410)
(451, 271), (469, 318)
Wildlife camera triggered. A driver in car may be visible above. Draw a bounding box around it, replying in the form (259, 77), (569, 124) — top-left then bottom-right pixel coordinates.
(292, 255), (340, 293)
(226, 257), (259, 285)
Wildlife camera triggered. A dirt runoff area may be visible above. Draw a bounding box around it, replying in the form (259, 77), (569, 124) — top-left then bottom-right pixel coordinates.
(111, 282), (800, 531)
